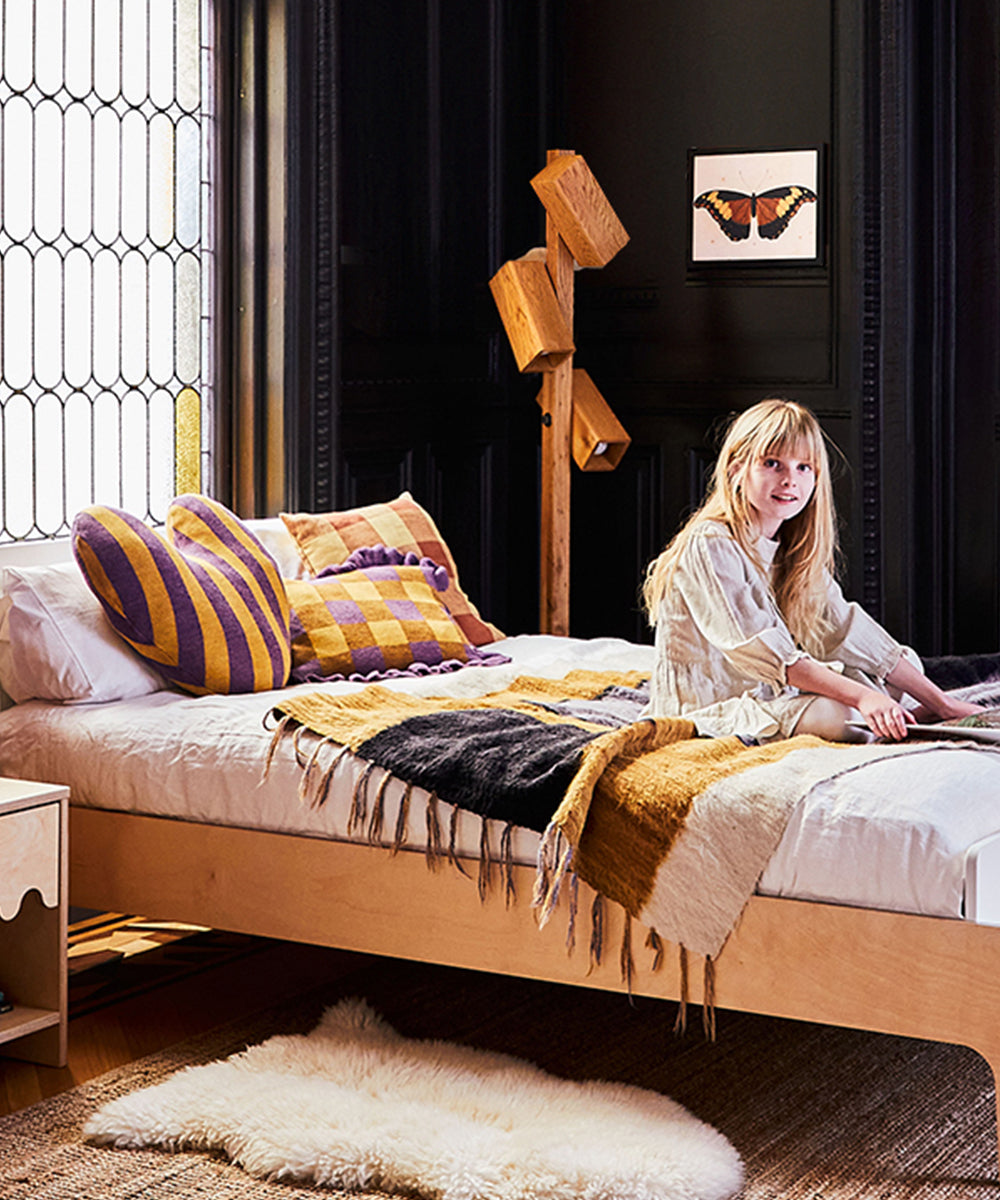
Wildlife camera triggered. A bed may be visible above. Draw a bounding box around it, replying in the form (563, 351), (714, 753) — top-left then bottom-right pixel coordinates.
(3, 497), (1000, 1167)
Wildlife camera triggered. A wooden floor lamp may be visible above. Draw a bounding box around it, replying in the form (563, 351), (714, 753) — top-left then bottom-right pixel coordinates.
(490, 150), (630, 635)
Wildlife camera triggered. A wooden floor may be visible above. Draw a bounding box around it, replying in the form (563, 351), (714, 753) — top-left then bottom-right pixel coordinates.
(0, 936), (370, 1117)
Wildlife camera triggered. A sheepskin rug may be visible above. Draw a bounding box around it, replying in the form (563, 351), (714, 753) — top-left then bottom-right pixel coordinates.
(84, 997), (743, 1200)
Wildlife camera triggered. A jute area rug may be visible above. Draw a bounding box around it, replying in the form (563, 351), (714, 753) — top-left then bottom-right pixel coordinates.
(0, 956), (995, 1199)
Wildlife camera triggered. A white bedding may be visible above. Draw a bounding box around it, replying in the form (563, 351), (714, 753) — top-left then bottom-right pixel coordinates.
(2, 633), (1000, 923)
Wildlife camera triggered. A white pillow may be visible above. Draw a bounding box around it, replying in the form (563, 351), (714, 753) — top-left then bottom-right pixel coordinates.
(0, 561), (168, 704)
(245, 516), (310, 580)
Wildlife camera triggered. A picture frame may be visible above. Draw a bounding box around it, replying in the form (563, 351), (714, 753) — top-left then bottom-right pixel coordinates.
(687, 146), (825, 271)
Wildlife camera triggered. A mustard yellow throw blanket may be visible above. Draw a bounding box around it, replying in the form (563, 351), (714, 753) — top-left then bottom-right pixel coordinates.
(270, 671), (937, 961)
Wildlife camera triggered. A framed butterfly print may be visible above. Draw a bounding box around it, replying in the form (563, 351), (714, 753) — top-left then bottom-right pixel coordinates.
(688, 146), (825, 270)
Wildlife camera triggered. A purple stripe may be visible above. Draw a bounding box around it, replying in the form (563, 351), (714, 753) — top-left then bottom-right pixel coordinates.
(183, 548), (288, 686)
(170, 498), (290, 689)
(73, 502), (291, 694)
(73, 512), (153, 643)
(171, 498), (286, 617)
(75, 512), (206, 686)
(193, 569), (255, 688)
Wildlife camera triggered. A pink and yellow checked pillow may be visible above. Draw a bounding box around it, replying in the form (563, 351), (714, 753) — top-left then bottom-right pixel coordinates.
(286, 546), (509, 683)
(281, 492), (503, 646)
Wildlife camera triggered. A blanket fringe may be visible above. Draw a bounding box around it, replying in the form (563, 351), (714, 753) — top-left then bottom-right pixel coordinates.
(425, 794), (443, 871)
(299, 737), (328, 803)
(312, 744), (351, 809)
(645, 927), (664, 973)
(266, 719), (352, 811)
(565, 874), (579, 954)
(589, 893), (605, 972)
(262, 714), (294, 781)
(392, 782), (412, 855)
(532, 824), (575, 929)
(448, 805), (470, 878)
(673, 945), (689, 1035)
(500, 823), (516, 908)
(478, 819), (493, 902)
(703, 956), (717, 1040)
(367, 769), (392, 845)
(671, 947), (717, 1039)
(348, 761), (376, 836)
(291, 723), (312, 767)
(619, 912), (635, 1001)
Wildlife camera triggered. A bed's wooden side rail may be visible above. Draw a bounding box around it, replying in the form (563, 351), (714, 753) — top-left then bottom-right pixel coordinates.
(69, 802), (1000, 1138)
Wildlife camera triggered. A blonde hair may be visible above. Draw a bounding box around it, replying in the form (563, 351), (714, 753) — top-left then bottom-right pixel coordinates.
(642, 398), (839, 656)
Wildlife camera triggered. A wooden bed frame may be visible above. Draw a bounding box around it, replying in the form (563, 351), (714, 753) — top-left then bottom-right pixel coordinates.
(69, 802), (1000, 1167)
(6, 535), (1000, 1167)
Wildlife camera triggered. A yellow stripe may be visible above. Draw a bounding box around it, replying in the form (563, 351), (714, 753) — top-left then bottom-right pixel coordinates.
(168, 502), (290, 655)
(568, 729), (839, 914)
(90, 509), (181, 665)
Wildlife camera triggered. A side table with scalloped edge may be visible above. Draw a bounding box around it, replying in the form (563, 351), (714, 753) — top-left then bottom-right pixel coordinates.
(0, 779), (68, 1066)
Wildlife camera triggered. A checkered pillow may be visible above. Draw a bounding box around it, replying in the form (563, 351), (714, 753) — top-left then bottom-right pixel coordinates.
(286, 546), (509, 683)
(280, 492), (502, 646)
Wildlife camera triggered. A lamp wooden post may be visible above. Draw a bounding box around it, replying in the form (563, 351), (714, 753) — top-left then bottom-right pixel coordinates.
(490, 150), (629, 635)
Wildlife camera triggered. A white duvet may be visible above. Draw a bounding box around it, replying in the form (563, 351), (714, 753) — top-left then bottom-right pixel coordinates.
(2, 633), (1000, 923)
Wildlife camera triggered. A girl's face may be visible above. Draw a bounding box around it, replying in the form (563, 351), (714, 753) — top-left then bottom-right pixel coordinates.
(740, 442), (816, 538)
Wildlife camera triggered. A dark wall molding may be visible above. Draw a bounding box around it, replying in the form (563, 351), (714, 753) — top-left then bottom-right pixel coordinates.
(864, 0), (1000, 652)
(285, 0), (339, 512)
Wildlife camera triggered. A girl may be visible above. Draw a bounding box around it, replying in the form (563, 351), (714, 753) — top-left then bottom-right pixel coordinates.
(641, 398), (980, 742)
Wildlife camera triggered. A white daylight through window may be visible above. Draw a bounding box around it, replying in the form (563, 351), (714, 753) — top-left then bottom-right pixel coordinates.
(0, 0), (216, 541)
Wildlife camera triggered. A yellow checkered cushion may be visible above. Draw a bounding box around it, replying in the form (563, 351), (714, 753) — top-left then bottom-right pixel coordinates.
(280, 492), (502, 646)
(285, 547), (509, 682)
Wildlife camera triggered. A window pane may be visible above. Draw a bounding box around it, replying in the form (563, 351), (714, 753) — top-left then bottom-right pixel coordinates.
(33, 392), (64, 536)
(0, 0), (215, 539)
(3, 1), (32, 94)
(33, 99), (62, 243)
(3, 96), (32, 242)
(33, 247), (62, 390)
(33, 0), (64, 97)
(93, 0), (121, 103)
(63, 103), (93, 245)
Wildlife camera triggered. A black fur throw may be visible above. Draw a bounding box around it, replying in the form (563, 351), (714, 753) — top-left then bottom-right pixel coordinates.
(923, 652), (1000, 691)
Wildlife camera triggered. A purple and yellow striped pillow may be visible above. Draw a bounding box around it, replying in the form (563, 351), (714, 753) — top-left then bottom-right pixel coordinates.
(71, 495), (291, 695)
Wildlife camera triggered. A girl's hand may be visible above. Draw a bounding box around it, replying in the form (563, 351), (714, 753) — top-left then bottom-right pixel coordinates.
(856, 691), (915, 741)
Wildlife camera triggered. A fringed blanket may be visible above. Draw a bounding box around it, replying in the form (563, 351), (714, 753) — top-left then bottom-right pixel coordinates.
(268, 671), (969, 970)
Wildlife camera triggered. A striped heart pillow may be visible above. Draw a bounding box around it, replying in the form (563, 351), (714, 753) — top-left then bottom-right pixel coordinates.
(72, 495), (291, 695)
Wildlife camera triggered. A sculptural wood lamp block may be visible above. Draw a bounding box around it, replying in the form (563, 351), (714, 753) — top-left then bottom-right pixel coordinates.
(488, 260), (575, 373)
(530, 155), (629, 268)
(570, 370), (631, 471)
(535, 369), (631, 472)
(491, 149), (629, 635)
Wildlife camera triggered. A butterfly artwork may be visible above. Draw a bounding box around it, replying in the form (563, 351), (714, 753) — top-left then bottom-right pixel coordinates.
(693, 185), (817, 242)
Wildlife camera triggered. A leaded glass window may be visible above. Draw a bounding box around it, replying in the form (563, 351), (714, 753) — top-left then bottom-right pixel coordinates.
(0, 0), (215, 541)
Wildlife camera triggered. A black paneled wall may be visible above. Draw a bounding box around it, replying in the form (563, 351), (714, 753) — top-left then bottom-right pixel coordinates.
(562, 0), (860, 643)
(294, 0), (1000, 651)
(331, 0), (562, 638)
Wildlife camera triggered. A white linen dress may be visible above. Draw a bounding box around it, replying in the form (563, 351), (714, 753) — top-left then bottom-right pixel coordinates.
(645, 519), (918, 739)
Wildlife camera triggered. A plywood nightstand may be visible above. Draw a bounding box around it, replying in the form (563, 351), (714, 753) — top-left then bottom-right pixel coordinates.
(0, 779), (68, 1067)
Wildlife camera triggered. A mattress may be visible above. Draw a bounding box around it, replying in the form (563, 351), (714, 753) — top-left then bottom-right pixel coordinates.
(2, 632), (1000, 923)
